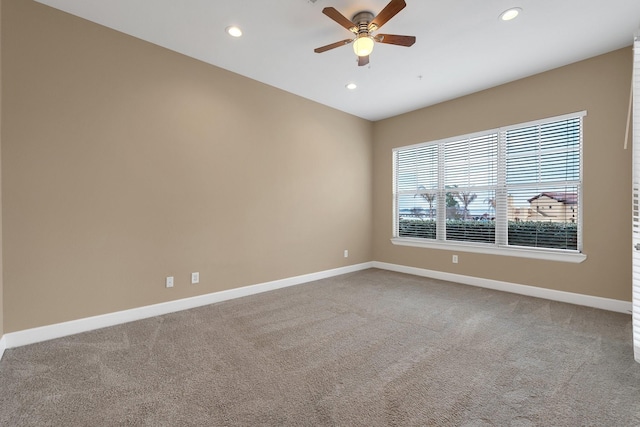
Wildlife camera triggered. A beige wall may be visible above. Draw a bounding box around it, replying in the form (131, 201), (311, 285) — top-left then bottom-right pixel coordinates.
(373, 47), (633, 301)
(2, 0), (373, 332)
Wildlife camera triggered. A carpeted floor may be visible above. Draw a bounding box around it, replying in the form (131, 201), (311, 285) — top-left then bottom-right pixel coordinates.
(1, 268), (639, 426)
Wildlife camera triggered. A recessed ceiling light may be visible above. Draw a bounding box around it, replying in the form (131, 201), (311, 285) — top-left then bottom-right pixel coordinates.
(499, 7), (522, 21)
(346, 83), (357, 90)
(226, 26), (243, 37)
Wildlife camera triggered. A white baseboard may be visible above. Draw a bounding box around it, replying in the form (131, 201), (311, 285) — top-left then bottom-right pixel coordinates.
(373, 261), (632, 314)
(0, 335), (6, 361)
(3, 260), (629, 354)
(4, 262), (374, 350)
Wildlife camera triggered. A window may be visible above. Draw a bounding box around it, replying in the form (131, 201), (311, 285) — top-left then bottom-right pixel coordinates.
(393, 112), (585, 262)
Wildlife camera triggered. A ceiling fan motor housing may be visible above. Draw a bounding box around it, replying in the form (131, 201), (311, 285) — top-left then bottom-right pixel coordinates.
(352, 11), (375, 34)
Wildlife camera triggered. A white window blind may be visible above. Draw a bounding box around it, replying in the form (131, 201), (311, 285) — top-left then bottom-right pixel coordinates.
(631, 33), (640, 363)
(444, 133), (497, 243)
(393, 112), (584, 256)
(395, 145), (439, 239)
(503, 116), (582, 250)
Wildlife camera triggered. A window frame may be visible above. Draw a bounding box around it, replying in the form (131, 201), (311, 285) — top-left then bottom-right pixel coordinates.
(391, 111), (587, 264)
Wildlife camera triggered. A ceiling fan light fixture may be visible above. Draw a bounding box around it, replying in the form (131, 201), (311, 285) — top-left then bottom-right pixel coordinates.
(499, 7), (522, 21)
(225, 26), (243, 37)
(353, 35), (375, 57)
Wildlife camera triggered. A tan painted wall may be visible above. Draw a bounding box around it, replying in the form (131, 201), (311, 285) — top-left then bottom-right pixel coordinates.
(373, 47), (633, 301)
(2, 0), (373, 332)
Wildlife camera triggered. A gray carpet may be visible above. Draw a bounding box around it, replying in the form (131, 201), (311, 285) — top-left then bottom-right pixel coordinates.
(1, 268), (639, 426)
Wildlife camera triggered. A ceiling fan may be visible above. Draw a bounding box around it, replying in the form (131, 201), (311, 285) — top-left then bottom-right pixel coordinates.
(314, 0), (416, 66)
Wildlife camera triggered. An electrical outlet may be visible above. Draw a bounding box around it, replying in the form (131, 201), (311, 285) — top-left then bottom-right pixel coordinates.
(344, 250), (349, 258)
(191, 272), (200, 284)
(452, 255), (458, 264)
(166, 276), (174, 288)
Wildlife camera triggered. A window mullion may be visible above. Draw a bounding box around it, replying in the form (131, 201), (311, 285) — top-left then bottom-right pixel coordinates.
(496, 130), (508, 246)
(437, 143), (446, 241)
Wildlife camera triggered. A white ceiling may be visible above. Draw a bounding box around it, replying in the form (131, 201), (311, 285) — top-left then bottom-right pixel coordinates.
(35, 0), (640, 121)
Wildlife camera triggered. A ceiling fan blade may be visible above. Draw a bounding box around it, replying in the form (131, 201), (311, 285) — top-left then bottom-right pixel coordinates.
(322, 7), (357, 32)
(358, 55), (370, 67)
(375, 34), (416, 47)
(314, 39), (353, 53)
(369, 0), (406, 31)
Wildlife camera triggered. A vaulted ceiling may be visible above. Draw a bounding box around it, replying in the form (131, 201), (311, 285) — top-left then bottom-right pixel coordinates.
(35, 0), (640, 121)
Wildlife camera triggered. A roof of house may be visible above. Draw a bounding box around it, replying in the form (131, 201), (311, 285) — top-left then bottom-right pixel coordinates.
(527, 192), (578, 205)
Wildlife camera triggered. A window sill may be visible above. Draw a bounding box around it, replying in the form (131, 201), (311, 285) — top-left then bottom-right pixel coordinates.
(390, 237), (587, 263)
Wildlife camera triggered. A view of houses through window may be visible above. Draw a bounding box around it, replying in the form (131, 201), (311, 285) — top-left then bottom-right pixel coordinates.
(393, 112), (584, 252)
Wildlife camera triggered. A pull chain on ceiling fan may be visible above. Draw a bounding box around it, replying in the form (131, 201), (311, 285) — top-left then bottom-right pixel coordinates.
(314, 0), (416, 66)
